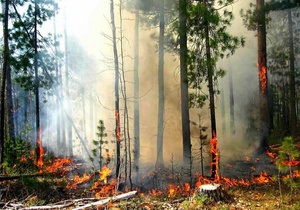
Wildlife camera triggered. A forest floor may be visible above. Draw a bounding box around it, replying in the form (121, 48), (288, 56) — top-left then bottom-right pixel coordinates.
(0, 174), (299, 209)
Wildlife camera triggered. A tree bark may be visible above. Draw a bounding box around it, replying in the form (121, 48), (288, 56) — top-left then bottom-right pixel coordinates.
(204, 0), (218, 179)
(287, 7), (297, 137)
(110, 0), (121, 178)
(133, 7), (140, 171)
(229, 69), (235, 135)
(0, 0), (10, 167)
(179, 0), (192, 166)
(257, 0), (270, 152)
(34, 0), (41, 163)
(156, 0), (165, 168)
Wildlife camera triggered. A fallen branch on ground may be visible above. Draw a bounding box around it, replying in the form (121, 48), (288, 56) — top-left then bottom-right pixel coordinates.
(3, 191), (137, 210)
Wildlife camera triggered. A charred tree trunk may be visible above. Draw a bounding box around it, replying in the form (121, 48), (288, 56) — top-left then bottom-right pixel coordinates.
(287, 7), (297, 137)
(179, 0), (192, 166)
(0, 0), (10, 167)
(229, 69), (235, 135)
(110, 0), (121, 178)
(156, 0), (165, 168)
(133, 7), (140, 172)
(257, 0), (270, 153)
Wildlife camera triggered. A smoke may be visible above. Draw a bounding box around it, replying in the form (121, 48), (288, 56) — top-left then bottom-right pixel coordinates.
(38, 0), (267, 179)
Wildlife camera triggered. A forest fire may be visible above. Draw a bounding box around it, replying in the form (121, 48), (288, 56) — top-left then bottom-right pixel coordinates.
(42, 158), (72, 176)
(66, 173), (93, 189)
(36, 129), (44, 167)
(210, 132), (219, 180)
(100, 166), (112, 184)
(258, 65), (267, 93)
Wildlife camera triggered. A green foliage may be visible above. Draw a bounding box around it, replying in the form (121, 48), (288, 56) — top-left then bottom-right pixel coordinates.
(186, 1), (244, 108)
(275, 136), (300, 194)
(276, 136), (299, 173)
(8, 0), (61, 93)
(89, 120), (109, 171)
(2, 136), (36, 174)
(240, 2), (271, 31)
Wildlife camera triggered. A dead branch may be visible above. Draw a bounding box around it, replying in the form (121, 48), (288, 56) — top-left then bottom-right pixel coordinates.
(4, 191), (137, 210)
(73, 190), (137, 210)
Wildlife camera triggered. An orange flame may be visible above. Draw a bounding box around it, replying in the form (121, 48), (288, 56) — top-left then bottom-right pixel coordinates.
(66, 173), (92, 189)
(254, 171), (271, 184)
(100, 166), (112, 184)
(36, 128), (44, 167)
(210, 132), (219, 181)
(266, 149), (276, 159)
(168, 184), (175, 198)
(258, 65), (267, 93)
(44, 158), (72, 175)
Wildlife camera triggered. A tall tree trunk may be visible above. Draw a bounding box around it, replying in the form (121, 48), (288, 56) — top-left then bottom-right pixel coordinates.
(287, 7), (297, 137)
(110, 0), (121, 178)
(204, 1), (218, 179)
(257, 0), (270, 152)
(0, 0), (10, 167)
(133, 7), (140, 172)
(179, 0), (191, 166)
(156, 0), (165, 168)
(220, 79), (226, 135)
(34, 0), (41, 163)
(229, 69), (235, 135)
(64, 3), (73, 157)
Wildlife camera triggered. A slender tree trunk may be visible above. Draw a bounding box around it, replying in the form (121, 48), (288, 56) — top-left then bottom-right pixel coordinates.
(287, 7), (297, 137)
(156, 0), (165, 168)
(179, 0), (191, 166)
(220, 79), (226, 135)
(0, 0), (10, 167)
(133, 7), (140, 172)
(34, 0), (41, 163)
(229, 69), (235, 135)
(110, 0), (121, 178)
(204, 1), (218, 179)
(257, 0), (270, 152)
(64, 3), (73, 157)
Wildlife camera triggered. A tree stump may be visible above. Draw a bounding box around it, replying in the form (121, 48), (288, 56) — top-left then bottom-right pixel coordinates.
(193, 183), (226, 201)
